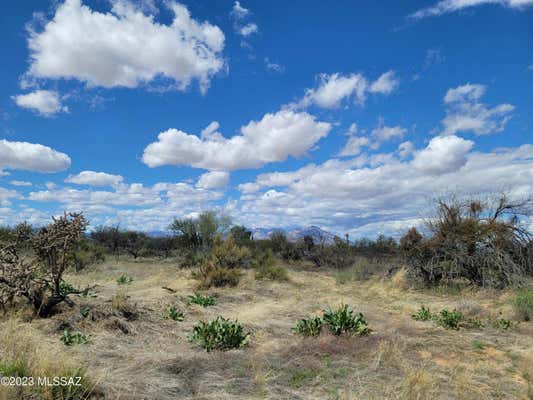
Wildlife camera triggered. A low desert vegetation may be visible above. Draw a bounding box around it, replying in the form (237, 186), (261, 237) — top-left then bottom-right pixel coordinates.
(188, 317), (250, 352)
(60, 329), (89, 346)
(0, 199), (531, 399)
(401, 194), (533, 288)
(294, 304), (369, 337)
(512, 286), (533, 321)
(187, 293), (216, 307)
(165, 304), (185, 321)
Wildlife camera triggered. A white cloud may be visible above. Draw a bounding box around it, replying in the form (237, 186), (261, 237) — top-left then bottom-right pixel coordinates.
(239, 23), (258, 37)
(412, 135), (474, 175)
(65, 170), (124, 187)
(295, 73), (368, 109)
(369, 71), (399, 95)
(292, 71), (399, 109)
(142, 109), (331, 171)
(196, 171), (230, 189)
(339, 136), (370, 157)
(231, 1), (250, 19)
(444, 83), (485, 103)
(371, 120), (407, 142)
(0, 140), (71, 173)
(265, 58), (284, 73)
(25, 0), (225, 93)
(12, 90), (68, 116)
(441, 83), (514, 135)
(409, 0), (533, 19)
(25, 180), (224, 231)
(398, 141), (415, 158)
(9, 180), (32, 187)
(234, 142), (533, 238)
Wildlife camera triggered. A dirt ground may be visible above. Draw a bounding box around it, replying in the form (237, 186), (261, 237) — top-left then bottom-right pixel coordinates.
(1, 258), (532, 400)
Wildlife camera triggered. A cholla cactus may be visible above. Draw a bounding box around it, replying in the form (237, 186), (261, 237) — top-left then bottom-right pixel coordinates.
(0, 212), (88, 317)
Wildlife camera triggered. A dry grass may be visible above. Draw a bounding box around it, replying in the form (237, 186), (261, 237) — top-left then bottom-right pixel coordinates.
(0, 258), (531, 399)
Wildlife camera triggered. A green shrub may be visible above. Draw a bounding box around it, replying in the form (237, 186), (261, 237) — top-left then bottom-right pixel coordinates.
(194, 235), (250, 287)
(322, 304), (369, 336)
(60, 330), (88, 346)
(187, 293), (216, 307)
(188, 317), (250, 351)
(0, 359), (30, 377)
(436, 309), (462, 330)
(209, 235), (251, 269)
(59, 281), (77, 295)
(203, 266), (241, 287)
(254, 250), (288, 281)
(512, 287), (533, 321)
(117, 274), (133, 285)
(492, 318), (512, 330)
(165, 305), (185, 321)
(293, 316), (323, 336)
(411, 306), (435, 321)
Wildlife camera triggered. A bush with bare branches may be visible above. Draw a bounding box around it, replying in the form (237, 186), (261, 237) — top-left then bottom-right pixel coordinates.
(401, 195), (533, 288)
(0, 213), (88, 317)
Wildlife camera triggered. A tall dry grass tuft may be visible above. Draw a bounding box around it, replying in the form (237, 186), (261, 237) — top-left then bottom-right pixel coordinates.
(401, 366), (435, 400)
(0, 319), (96, 400)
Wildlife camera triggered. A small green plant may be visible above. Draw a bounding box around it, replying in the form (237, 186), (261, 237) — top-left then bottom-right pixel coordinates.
(187, 293), (216, 307)
(512, 286), (533, 321)
(60, 329), (88, 346)
(468, 318), (484, 328)
(492, 318), (512, 330)
(59, 281), (77, 295)
(293, 316), (323, 336)
(166, 305), (185, 321)
(0, 359), (30, 377)
(117, 274), (133, 285)
(411, 306), (435, 321)
(436, 309), (462, 330)
(472, 340), (485, 350)
(188, 317), (250, 351)
(322, 304), (369, 336)
(80, 305), (91, 318)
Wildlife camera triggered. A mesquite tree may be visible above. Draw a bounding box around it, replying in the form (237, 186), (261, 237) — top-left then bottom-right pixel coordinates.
(0, 212), (88, 317)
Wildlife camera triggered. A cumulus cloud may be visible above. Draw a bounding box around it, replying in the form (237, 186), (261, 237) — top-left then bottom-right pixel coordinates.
(26, 180), (224, 231)
(234, 142), (533, 238)
(292, 71), (398, 109)
(12, 90), (68, 116)
(239, 23), (258, 37)
(371, 120), (407, 143)
(339, 123), (370, 156)
(369, 71), (399, 95)
(196, 171), (230, 189)
(231, 1), (250, 19)
(412, 135), (474, 175)
(65, 170), (124, 187)
(142, 110), (331, 171)
(441, 83), (514, 135)
(409, 0), (533, 19)
(398, 141), (415, 158)
(9, 181), (32, 187)
(25, 0), (225, 93)
(0, 140), (71, 173)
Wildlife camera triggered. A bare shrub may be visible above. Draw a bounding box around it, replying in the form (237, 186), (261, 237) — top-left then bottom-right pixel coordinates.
(401, 195), (533, 288)
(310, 236), (355, 269)
(0, 213), (88, 317)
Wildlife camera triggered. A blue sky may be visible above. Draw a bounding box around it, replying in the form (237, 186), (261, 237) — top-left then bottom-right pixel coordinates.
(0, 0), (532, 237)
